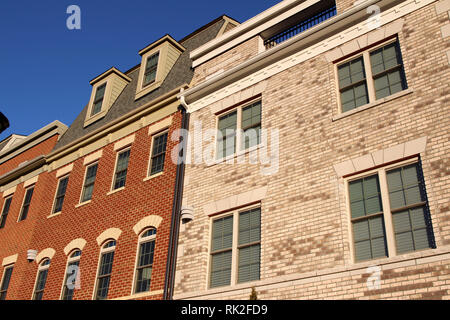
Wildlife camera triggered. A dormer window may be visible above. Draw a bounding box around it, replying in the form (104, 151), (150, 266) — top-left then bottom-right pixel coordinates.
(143, 52), (160, 87)
(84, 67), (131, 127)
(91, 83), (106, 116)
(135, 35), (185, 100)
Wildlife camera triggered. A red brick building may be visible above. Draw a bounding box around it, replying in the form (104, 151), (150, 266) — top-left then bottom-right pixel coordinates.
(0, 16), (236, 300)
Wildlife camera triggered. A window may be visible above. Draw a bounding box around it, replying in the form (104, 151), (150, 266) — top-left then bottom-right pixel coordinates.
(216, 100), (262, 159)
(112, 149), (131, 190)
(347, 159), (435, 262)
(33, 259), (50, 300)
(143, 52), (159, 87)
(53, 176), (69, 214)
(0, 196), (13, 228)
(61, 250), (81, 300)
(18, 186), (34, 221)
(91, 83), (106, 116)
(81, 163), (98, 202)
(149, 131), (168, 176)
(336, 39), (407, 113)
(209, 206), (261, 288)
(134, 229), (157, 293)
(95, 240), (116, 300)
(0, 265), (13, 300)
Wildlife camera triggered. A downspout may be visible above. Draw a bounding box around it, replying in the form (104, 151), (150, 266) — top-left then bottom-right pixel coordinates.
(163, 91), (190, 300)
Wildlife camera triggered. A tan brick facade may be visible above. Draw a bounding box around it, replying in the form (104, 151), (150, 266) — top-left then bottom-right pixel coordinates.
(175, 0), (450, 300)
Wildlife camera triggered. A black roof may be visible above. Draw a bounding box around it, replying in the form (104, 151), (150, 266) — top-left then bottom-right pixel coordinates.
(54, 17), (227, 151)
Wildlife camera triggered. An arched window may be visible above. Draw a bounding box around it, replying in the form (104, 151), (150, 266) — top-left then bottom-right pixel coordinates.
(33, 258), (51, 300)
(61, 250), (81, 300)
(134, 228), (156, 293)
(94, 240), (116, 300)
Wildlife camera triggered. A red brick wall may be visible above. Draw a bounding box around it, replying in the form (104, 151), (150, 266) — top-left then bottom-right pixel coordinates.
(0, 111), (182, 300)
(0, 135), (58, 177)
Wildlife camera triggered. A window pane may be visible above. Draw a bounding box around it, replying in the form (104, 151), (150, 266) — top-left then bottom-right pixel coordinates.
(62, 260), (79, 300)
(238, 208), (261, 246)
(114, 150), (130, 189)
(150, 132), (168, 175)
(54, 177), (69, 213)
(210, 251), (232, 288)
(387, 164), (425, 210)
(0, 197), (12, 228)
(349, 175), (382, 218)
(0, 266), (13, 300)
(211, 216), (233, 252)
(353, 216), (388, 261)
(136, 267), (152, 293)
(238, 244), (260, 283)
(82, 164), (98, 202)
(19, 188), (34, 221)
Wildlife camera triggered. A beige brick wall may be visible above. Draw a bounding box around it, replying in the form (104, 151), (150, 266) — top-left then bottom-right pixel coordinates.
(175, 1), (450, 300)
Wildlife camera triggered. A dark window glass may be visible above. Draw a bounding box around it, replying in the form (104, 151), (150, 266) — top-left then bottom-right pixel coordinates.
(91, 83), (106, 116)
(217, 111), (237, 159)
(0, 197), (13, 229)
(53, 176), (69, 213)
(19, 187), (34, 221)
(113, 149), (130, 190)
(0, 266), (13, 300)
(62, 258), (80, 301)
(238, 208), (261, 283)
(33, 259), (50, 300)
(241, 101), (262, 150)
(143, 52), (159, 86)
(150, 132), (168, 175)
(210, 216), (233, 288)
(135, 230), (156, 293)
(387, 163), (434, 254)
(95, 243), (115, 300)
(338, 57), (369, 112)
(81, 164), (98, 202)
(370, 41), (407, 100)
(349, 175), (388, 261)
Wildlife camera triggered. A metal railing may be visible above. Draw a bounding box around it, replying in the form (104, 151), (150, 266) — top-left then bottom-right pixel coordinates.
(264, 5), (337, 50)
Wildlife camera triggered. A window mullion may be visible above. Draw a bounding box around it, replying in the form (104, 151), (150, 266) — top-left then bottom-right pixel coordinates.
(378, 168), (397, 257)
(363, 51), (376, 103)
(230, 211), (239, 285)
(236, 107), (242, 153)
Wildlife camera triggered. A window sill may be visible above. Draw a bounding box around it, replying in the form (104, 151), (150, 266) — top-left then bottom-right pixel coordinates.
(143, 171), (163, 182)
(83, 109), (108, 128)
(332, 88), (413, 121)
(107, 187), (125, 196)
(111, 289), (164, 300)
(47, 212), (62, 219)
(207, 144), (264, 168)
(75, 200), (91, 208)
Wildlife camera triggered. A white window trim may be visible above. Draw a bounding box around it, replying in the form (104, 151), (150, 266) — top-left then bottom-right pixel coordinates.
(131, 228), (157, 295)
(59, 249), (81, 300)
(92, 240), (116, 300)
(109, 147), (131, 193)
(334, 37), (405, 115)
(84, 79), (112, 127)
(50, 174), (69, 216)
(146, 129), (169, 179)
(17, 185), (35, 222)
(344, 156), (433, 264)
(31, 258), (51, 300)
(214, 97), (262, 162)
(79, 162), (98, 205)
(207, 203), (261, 289)
(136, 48), (164, 100)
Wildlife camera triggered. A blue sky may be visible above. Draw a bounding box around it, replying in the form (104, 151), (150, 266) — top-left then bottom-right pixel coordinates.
(0, 0), (281, 140)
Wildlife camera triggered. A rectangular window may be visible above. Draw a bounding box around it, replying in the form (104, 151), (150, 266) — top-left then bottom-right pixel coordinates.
(209, 206), (261, 288)
(33, 259), (50, 300)
(143, 52), (159, 87)
(113, 149), (130, 190)
(216, 100), (262, 160)
(53, 176), (69, 214)
(95, 250), (115, 300)
(347, 160), (434, 262)
(135, 239), (155, 293)
(18, 187), (34, 221)
(81, 163), (98, 202)
(0, 266), (13, 300)
(91, 83), (106, 116)
(336, 39), (407, 113)
(149, 131), (168, 176)
(0, 197), (13, 229)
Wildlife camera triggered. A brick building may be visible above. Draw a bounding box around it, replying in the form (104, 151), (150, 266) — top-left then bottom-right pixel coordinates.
(174, 0), (450, 300)
(0, 16), (238, 300)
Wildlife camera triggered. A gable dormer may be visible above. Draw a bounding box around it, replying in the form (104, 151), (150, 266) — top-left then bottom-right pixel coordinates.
(135, 35), (185, 100)
(84, 67), (131, 127)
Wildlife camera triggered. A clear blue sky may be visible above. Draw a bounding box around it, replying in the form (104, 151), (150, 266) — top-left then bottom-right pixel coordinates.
(0, 0), (281, 140)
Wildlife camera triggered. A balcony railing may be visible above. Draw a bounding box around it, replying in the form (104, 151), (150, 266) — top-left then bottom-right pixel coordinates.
(264, 5), (337, 50)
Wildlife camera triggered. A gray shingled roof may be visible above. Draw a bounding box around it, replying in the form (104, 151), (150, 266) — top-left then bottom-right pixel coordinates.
(54, 18), (226, 151)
